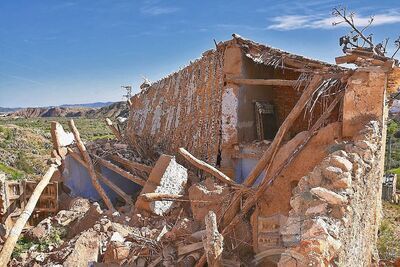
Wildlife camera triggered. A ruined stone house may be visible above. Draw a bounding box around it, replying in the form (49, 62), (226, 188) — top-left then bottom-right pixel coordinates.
(2, 35), (400, 266)
(125, 35), (400, 265)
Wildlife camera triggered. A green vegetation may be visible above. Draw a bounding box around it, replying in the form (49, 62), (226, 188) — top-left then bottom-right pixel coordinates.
(0, 117), (113, 142)
(12, 226), (67, 258)
(0, 162), (24, 180)
(378, 203), (400, 260)
(0, 117), (113, 181)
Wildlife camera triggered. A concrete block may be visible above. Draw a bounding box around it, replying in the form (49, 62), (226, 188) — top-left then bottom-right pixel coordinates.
(136, 155), (187, 215)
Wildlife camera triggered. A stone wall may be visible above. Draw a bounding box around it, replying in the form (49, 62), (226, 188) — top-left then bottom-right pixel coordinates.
(126, 48), (225, 165)
(278, 121), (383, 266)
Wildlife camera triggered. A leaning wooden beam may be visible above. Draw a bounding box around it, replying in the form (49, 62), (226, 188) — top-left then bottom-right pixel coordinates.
(93, 155), (146, 186)
(68, 119), (115, 211)
(50, 121), (62, 154)
(197, 88), (344, 267)
(220, 75), (323, 227)
(223, 90), (344, 234)
(68, 148), (133, 205)
(204, 211), (223, 267)
(178, 148), (238, 187)
(225, 78), (298, 87)
(0, 164), (59, 265)
(110, 154), (152, 174)
(105, 118), (123, 141)
(139, 193), (184, 202)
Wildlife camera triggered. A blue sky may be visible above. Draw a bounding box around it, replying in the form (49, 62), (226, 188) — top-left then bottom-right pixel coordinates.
(0, 0), (399, 107)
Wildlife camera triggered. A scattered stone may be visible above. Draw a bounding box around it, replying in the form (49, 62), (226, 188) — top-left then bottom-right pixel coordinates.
(188, 178), (231, 223)
(305, 203), (328, 216)
(103, 241), (130, 264)
(310, 187), (348, 206)
(110, 232), (125, 243)
(64, 230), (101, 267)
(330, 156), (353, 172)
(322, 166), (343, 181)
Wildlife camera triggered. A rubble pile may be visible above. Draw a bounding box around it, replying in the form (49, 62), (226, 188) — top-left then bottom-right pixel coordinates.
(8, 157), (245, 266)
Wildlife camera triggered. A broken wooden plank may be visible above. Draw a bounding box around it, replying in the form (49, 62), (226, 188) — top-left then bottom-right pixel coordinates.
(68, 148), (133, 205)
(110, 154), (152, 174)
(68, 119), (115, 211)
(225, 78), (297, 87)
(178, 148), (239, 187)
(94, 155), (146, 186)
(204, 211), (223, 267)
(0, 164), (59, 265)
(139, 193), (184, 202)
(178, 242), (204, 256)
(105, 118), (123, 141)
(335, 54), (358, 64)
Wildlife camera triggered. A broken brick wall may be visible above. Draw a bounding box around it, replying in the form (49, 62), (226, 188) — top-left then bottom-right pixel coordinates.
(126, 48), (225, 165)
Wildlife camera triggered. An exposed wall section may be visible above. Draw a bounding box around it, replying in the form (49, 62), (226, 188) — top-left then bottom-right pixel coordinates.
(343, 68), (387, 137)
(127, 48), (225, 165)
(278, 121), (383, 266)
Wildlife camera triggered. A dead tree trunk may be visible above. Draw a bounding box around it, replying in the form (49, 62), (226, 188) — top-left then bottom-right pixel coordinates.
(0, 164), (59, 266)
(68, 119), (115, 211)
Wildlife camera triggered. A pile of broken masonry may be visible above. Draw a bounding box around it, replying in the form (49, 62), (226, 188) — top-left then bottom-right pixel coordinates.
(7, 121), (252, 267)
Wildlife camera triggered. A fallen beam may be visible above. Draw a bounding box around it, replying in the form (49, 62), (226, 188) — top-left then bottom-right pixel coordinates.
(139, 193), (184, 202)
(0, 164), (59, 265)
(204, 211), (223, 267)
(225, 78), (298, 87)
(178, 148), (239, 187)
(110, 154), (152, 174)
(105, 118), (123, 141)
(68, 149), (133, 205)
(178, 242), (204, 256)
(335, 54), (358, 65)
(68, 119), (115, 211)
(94, 155), (146, 186)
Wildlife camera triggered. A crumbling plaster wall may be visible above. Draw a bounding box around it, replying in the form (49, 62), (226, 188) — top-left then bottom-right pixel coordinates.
(127, 48), (225, 166)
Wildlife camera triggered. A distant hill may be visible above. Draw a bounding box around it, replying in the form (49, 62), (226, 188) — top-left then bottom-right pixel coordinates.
(0, 101), (116, 114)
(5, 101), (128, 119)
(59, 102), (115, 108)
(0, 107), (22, 113)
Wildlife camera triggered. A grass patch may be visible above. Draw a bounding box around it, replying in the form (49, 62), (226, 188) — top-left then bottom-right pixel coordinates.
(0, 162), (24, 180)
(378, 202), (400, 260)
(0, 117), (113, 142)
(12, 226), (67, 258)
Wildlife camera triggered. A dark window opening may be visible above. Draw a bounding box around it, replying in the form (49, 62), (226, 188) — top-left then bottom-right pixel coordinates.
(255, 101), (278, 140)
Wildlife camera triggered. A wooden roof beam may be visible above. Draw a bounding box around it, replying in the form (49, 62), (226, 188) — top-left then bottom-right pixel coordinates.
(225, 78), (298, 87)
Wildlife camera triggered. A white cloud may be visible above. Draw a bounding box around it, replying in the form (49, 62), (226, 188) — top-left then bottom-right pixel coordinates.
(140, 5), (180, 16)
(268, 12), (400, 30)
